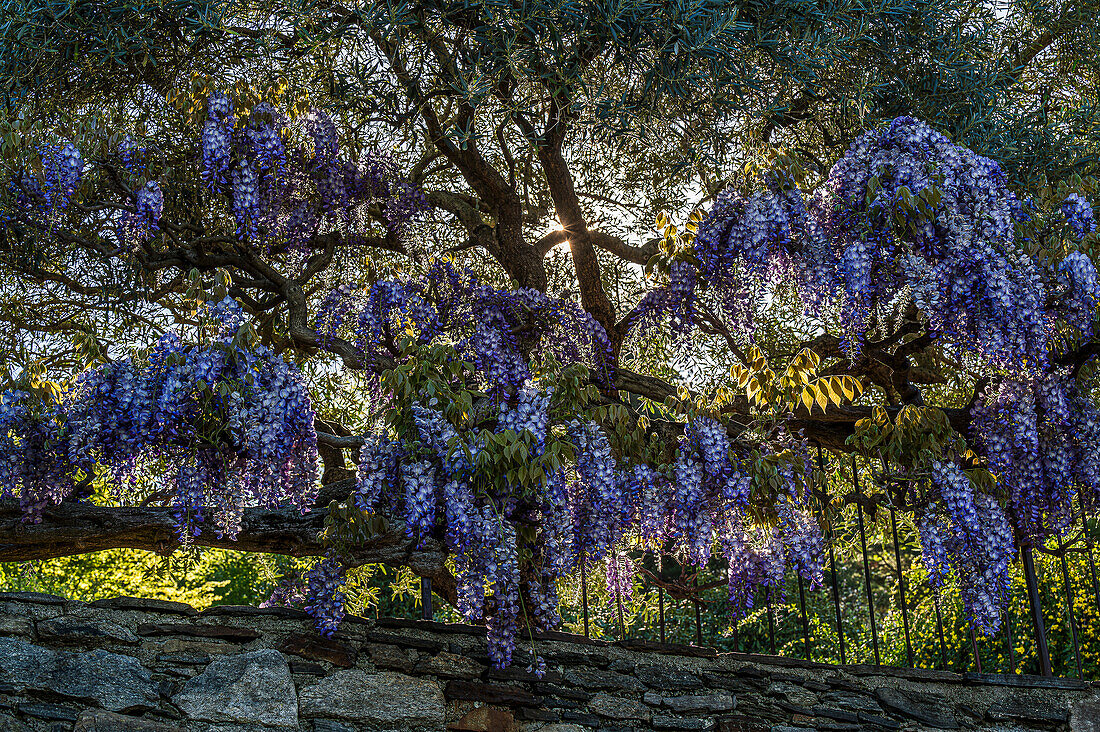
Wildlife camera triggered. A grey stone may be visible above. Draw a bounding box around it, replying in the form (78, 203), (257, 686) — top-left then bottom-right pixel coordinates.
(766, 681), (818, 708)
(89, 598), (197, 616)
(0, 592), (65, 605)
(0, 712), (29, 732)
(1072, 698), (1100, 732)
(535, 726), (587, 732)
(987, 698), (1069, 724)
(652, 715), (715, 730)
(0, 638), (54, 687)
(298, 669), (444, 726)
(16, 703), (79, 722)
(73, 710), (184, 731)
(172, 649), (298, 727)
(311, 721), (354, 732)
(873, 687), (957, 729)
(819, 691), (882, 714)
(663, 693), (735, 713)
(155, 653), (211, 666)
(636, 665), (703, 690)
(416, 650), (485, 678)
(587, 692), (651, 721)
(38, 616), (140, 645)
(0, 639), (156, 712)
(643, 691), (662, 706)
(365, 642), (415, 672)
(35, 649), (159, 711)
(563, 667), (647, 691)
(0, 615), (34, 638)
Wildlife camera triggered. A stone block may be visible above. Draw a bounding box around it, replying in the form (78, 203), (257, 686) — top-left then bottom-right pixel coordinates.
(73, 710), (184, 731)
(277, 633), (356, 667)
(664, 693), (736, 713)
(0, 639), (158, 712)
(417, 650), (486, 679)
(562, 668), (646, 692)
(636, 665), (704, 690)
(89, 598), (197, 616)
(172, 649), (298, 727)
(873, 687), (957, 729)
(136, 624), (260, 642)
(38, 617), (140, 645)
(299, 669), (444, 727)
(588, 692), (651, 721)
(0, 615), (34, 639)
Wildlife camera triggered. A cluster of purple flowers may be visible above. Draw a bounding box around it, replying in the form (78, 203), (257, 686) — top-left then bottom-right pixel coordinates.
(7, 139), (84, 230)
(605, 553), (636, 601)
(315, 261), (614, 392)
(1062, 193), (1096, 239)
(918, 460), (1015, 633)
(0, 390), (71, 520)
(304, 556), (347, 637)
(198, 94), (428, 251)
(117, 181), (164, 249)
(971, 373), (1100, 542)
(1057, 251), (1100, 336)
(2, 299), (321, 541)
(632, 117), (1095, 370)
(347, 400), (827, 667)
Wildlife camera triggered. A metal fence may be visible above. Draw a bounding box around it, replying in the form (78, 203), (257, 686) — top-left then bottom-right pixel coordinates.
(413, 449), (1100, 680)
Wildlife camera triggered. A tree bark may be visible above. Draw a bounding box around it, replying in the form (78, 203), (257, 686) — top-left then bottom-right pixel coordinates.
(0, 500), (456, 604)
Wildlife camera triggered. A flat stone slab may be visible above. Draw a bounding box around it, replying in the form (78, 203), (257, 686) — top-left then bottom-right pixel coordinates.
(298, 669), (444, 727)
(0, 639), (157, 712)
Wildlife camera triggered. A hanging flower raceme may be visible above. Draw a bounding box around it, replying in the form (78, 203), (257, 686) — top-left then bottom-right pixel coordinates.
(117, 181), (164, 249)
(1062, 193), (1096, 239)
(606, 552), (636, 602)
(918, 460), (1014, 633)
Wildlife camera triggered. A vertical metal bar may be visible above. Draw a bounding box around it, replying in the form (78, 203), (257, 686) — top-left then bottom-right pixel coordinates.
(767, 587), (777, 655)
(890, 507), (914, 667)
(1079, 503), (1100, 616)
(969, 625), (982, 673)
(1021, 544), (1052, 676)
(694, 599), (703, 647)
(658, 585), (666, 644)
(581, 562), (590, 639)
(1059, 551), (1084, 679)
(933, 594), (948, 670)
(818, 446), (846, 665)
(692, 576), (703, 646)
(1005, 604), (1017, 675)
(797, 572), (811, 661)
(852, 456), (880, 665)
(420, 576), (432, 621)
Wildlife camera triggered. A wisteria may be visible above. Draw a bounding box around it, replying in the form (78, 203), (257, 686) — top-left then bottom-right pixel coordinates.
(1, 299), (322, 539)
(304, 556), (347, 637)
(117, 181), (164, 249)
(314, 260), (615, 391)
(196, 94), (429, 251)
(1062, 193), (1096, 239)
(918, 461), (1015, 633)
(10, 103), (1100, 670)
(639, 117), (1073, 367)
(971, 373), (1100, 541)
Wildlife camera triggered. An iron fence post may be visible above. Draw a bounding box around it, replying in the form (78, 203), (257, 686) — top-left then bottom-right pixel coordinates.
(1021, 543), (1053, 676)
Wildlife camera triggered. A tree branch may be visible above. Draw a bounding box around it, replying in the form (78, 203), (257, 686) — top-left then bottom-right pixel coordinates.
(0, 499), (456, 604)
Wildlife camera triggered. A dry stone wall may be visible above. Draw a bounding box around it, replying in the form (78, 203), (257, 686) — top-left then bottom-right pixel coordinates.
(0, 591), (1098, 732)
